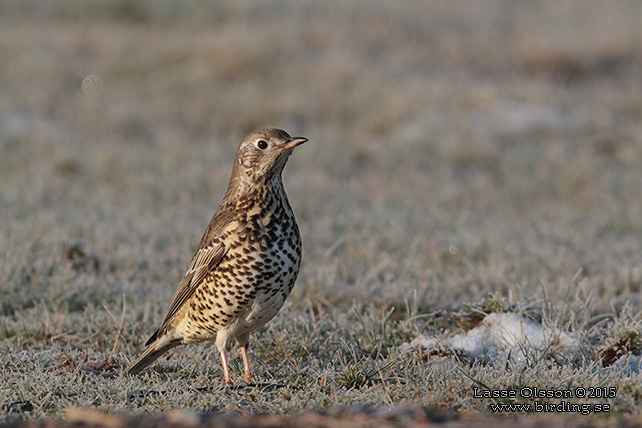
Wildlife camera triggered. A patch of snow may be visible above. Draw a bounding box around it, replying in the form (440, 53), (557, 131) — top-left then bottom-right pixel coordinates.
(400, 312), (579, 364)
(398, 336), (438, 354)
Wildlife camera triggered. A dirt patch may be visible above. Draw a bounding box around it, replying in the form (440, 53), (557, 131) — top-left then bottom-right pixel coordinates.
(2, 407), (639, 428)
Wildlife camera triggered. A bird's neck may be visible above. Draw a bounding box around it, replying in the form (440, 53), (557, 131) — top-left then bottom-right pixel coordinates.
(224, 173), (286, 211)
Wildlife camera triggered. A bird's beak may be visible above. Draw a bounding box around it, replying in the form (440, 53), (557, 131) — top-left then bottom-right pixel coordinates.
(281, 137), (308, 150)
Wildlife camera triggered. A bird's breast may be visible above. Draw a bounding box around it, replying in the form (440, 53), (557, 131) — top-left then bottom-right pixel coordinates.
(182, 195), (301, 342)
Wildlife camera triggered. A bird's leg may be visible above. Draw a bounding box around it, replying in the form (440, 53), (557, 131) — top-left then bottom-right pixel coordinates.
(237, 332), (252, 382)
(219, 348), (232, 385)
(216, 334), (233, 384)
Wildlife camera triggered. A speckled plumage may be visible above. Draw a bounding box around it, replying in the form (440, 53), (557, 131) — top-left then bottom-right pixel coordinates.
(127, 128), (307, 383)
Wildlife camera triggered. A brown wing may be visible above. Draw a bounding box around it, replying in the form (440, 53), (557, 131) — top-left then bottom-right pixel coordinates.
(145, 208), (236, 345)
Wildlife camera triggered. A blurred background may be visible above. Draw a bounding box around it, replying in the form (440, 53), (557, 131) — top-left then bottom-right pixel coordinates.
(1, 0), (642, 319)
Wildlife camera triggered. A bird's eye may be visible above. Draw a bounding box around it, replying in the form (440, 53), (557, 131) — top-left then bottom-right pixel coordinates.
(257, 140), (268, 150)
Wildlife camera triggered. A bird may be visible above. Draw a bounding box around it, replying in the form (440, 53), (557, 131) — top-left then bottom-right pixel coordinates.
(127, 128), (307, 384)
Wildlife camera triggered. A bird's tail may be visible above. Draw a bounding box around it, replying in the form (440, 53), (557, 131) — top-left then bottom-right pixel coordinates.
(127, 337), (179, 375)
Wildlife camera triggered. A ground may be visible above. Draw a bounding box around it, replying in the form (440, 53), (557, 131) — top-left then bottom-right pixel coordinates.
(1, 0), (642, 426)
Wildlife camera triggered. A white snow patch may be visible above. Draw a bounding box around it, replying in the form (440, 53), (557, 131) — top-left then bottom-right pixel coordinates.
(400, 312), (578, 363)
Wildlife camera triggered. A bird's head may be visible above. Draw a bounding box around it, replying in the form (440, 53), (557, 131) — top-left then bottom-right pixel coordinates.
(227, 128), (307, 195)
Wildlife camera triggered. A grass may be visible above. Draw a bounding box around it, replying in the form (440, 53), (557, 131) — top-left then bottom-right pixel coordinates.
(1, 0), (642, 424)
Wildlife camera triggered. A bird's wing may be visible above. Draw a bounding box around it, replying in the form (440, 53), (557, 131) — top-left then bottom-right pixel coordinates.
(145, 209), (236, 346)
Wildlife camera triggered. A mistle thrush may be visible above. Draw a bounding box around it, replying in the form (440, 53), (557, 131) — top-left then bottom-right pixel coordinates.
(127, 128), (307, 384)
